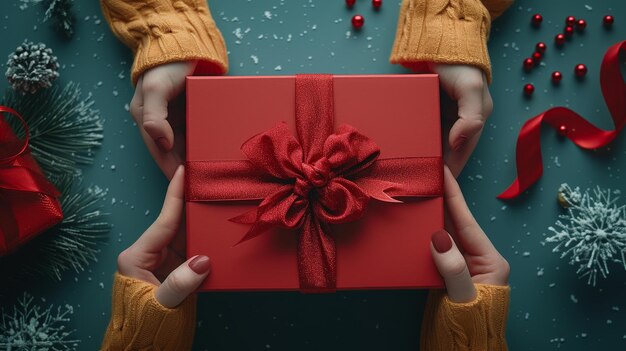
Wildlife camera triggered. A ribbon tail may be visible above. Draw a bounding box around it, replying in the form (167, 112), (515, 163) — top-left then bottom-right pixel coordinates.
(354, 179), (403, 203)
(298, 213), (336, 292)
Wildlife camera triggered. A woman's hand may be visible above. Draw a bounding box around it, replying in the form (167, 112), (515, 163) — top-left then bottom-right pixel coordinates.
(431, 64), (493, 177)
(116, 166), (210, 308)
(129, 62), (197, 180)
(430, 166), (509, 302)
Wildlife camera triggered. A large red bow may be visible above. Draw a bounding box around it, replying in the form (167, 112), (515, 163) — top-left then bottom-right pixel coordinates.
(0, 106), (63, 255)
(186, 75), (442, 291)
(499, 41), (626, 199)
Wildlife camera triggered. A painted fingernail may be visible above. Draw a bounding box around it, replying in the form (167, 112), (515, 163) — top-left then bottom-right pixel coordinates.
(188, 255), (211, 274)
(432, 230), (453, 253)
(452, 136), (468, 151)
(156, 137), (169, 152)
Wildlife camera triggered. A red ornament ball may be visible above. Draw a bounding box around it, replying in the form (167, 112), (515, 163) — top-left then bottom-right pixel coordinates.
(564, 25), (575, 37)
(551, 71), (563, 83)
(555, 33), (566, 46)
(531, 14), (543, 26)
(532, 52), (542, 63)
(558, 125), (568, 136)
(352, 14), (364, 29)
(574, 64), (588, 77)
(523, 83), (535, 96)
(535, 42), (547, 53)
(565, 16), (576, 26)
(372, 0), (382, 9)
(523, 58), (535, 70)
(576, 19), (587, 30)
(346, 0), (356, 8)
(603, 15), (614, 27)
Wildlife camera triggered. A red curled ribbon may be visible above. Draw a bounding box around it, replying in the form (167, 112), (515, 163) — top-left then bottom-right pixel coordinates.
(499, 41), (626, 199)
(0, 106), (63, 255)
(186, 74), (443, 291)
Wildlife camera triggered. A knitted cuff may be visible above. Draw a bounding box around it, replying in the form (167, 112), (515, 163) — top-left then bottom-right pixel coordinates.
(420, 284), (510, 351)
(100, 0), (228, 85)
(101, 272), (197, 351)
(390, 0), (493, 83)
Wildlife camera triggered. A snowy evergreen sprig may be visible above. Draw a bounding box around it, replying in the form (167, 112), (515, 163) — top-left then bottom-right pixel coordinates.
(19, 0), (75, 37)
(0, 175), (110, 286)
(546, 184), (626, 286)
(2, 81), (104, 178)
(5, 41), (59, 94)
(0, 293), (79, 351)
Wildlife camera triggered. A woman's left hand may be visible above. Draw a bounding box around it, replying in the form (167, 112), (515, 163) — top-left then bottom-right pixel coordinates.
(116, 166), (210, 308)
(430, 166), (509, 302)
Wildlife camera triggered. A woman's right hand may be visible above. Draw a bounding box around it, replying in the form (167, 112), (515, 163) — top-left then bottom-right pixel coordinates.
(430, 166), (510, 302)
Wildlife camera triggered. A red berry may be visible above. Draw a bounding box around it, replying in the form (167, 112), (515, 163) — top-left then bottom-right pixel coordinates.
(352, 14), (364, 29)
(603, 15), (614, 27)
(558, 125), (568, 136)
(535, 42), (547, 53)
(565, 16), (576, 26)
(346, 0), (355, 8)
(564, 25), (575, 37)
(555, 33), (566, 46)
(531, 14), (543, 26)
(372, 0), (382, 9)
(551, 71), (563, 83)
(523, 58), (535, 70)
(574, 64), (587, 77)
(576, 19), (587, 30)
(523, 83), (535, 95)
(532, 52), (542, 63)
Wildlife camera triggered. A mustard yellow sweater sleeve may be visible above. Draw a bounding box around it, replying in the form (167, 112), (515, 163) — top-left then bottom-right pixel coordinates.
(100, 0), (228, 85)
(390, 0), (514, 82)
(100, 273), (197, 351)
(420, 284), (511, 351)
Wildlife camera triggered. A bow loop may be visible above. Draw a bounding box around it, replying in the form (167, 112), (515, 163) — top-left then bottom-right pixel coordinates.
(324, 124), (380, 176)
(241, 122), (304, 180)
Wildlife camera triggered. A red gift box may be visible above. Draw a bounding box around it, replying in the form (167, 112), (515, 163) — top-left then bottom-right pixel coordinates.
(186, 74), (443, 291)
(0, 107), (63, 255)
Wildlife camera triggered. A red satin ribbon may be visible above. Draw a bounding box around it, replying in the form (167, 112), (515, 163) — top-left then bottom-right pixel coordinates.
(186, 74), (443, 291)
(0, 106), (62, 254)
(499, 41), (626, 199)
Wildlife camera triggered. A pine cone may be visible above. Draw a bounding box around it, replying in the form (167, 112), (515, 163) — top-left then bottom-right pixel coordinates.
(5, 41), (60, 94)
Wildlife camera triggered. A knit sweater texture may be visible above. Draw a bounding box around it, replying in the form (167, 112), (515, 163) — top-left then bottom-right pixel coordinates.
(100, 0), (513, 350)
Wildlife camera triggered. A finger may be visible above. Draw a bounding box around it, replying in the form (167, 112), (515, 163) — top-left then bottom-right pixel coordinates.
(443, 166), (496, 255)
(448, 78), (486, 153)
(142, 72), (176, 152)
(142, 62), (196, 152)
(155, 255), (211, 308)
(431, 230), (476, 303)
(136, 122), (183, 179)
(135, 165), (185, 252)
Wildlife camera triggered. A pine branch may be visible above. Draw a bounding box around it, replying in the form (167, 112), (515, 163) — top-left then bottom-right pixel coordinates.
(0, 293), (79, 350)
(0, 175), (111, 291)
(19, 0), (75, 38)
(2, 82), (104, 178)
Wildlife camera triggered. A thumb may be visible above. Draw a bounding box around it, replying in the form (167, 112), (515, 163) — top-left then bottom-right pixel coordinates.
(155, 255), (210, 308)
(431, 230), (476, 303)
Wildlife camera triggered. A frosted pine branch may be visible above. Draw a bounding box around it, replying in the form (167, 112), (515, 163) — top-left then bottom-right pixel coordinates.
(0, 293), (79, 350)
(546, 184), (626, 286)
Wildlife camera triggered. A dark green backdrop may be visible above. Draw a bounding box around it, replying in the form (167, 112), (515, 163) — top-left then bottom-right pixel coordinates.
(1, 0), (625, 350)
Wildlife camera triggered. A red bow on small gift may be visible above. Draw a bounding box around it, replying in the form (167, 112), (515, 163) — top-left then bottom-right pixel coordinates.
(186, 75), (443, 291)
(0, 106), (63, 255)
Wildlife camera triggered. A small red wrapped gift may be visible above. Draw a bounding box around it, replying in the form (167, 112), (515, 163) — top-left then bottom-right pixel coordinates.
(186, 74), (443, 292)
(0, 106), (63, 256)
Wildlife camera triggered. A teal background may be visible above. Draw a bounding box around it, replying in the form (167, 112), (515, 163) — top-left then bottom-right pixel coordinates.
(1, 0), (626, 350)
